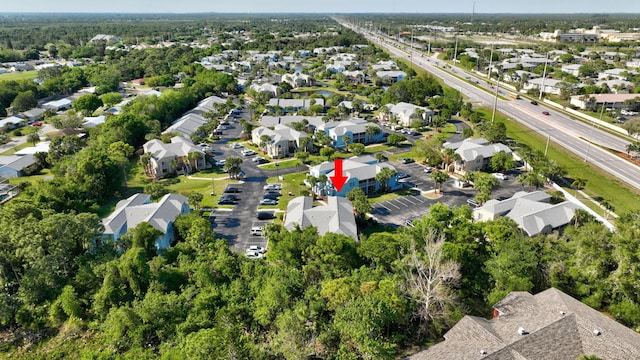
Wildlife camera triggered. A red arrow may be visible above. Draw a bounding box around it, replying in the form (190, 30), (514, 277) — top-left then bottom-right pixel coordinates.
(329, 159), (348, 193)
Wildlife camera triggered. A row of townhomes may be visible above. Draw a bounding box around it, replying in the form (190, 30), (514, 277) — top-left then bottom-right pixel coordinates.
(307, 155), (401, 197)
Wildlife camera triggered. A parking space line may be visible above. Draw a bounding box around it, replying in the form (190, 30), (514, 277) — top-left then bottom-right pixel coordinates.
(376, 203), (391, 211)
(403, 196), (420, 205)
(397, 197), (416, 207)
(385, 201), (401, 210)
(392, 198), (411, 207)
(410, 195), (427, 203)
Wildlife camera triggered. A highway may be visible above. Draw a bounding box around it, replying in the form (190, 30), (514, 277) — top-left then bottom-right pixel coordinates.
(337, 19), (640, 191)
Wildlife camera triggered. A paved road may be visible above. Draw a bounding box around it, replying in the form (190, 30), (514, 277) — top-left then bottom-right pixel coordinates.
(338, 19), (640, 192)
(207, 112), (304, 253)
(0, 123), (56, 153)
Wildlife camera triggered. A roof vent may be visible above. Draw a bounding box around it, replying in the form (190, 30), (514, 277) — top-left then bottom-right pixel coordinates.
(594, 329), (601, 336)
(517, 327), (528, 335)
(559, 310), (566, 315)
(480, 349), (487, 355)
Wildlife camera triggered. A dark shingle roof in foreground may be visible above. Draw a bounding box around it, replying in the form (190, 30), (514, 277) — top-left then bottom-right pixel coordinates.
(406, 288), (640, 360)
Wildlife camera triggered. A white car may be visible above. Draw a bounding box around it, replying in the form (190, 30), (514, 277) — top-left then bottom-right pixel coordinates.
(245, 251), (264, 259)
(250, 227), (263, 236)
(241, 149), (256, 156)
(214, 159), (226, 167)
(247, 245), (266, 253)
(230, 143), (244, 149)
(263, 184), (282, 191)
(492, 173), (507, 180)
(424, 166), (435, 173)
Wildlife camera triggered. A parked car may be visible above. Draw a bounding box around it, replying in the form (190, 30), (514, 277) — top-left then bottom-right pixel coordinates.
(230, 143), (244, 149)
(542, 111), (550, 115)
(397, 172), (409, 179)
(263, 193), (280, 200)
(492, 173), (507, 180)
(260, 198), (278, 205)
(263, 184), (282, 191)
(245, 251), (264, 259)
(256, 212), (275, 220)
(404, 219), (415, 227)
(264, 190), (281, 197)
(220, 121), (230, 126)
(398, 158), (415, 164)
(217, 195), (235, 205)
(224, 186), (241, 193)
(423, 166), (435, 173)
(241, 149), (256, 156)
(252, 156), (269, 164)
(467, 198), (479, 208)
(250, 227), (263, 236)
(214, 159), (226, 167)
(248, 245), (266, 253)
(32, 121), (42, 126)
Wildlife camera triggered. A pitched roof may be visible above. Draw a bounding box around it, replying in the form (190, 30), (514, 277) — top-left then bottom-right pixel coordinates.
(407, 288), (640, 360)
(0, 154), (36, 171)
(162, 113), (208, 137)
(507, 200), (579, 237)
(268, 98), (324, 108)
(454, 139), (512, 162)
(143, 136), (204, 161)
(260, 115), (325, 128)
(103, 193), (187, 238)
(284, 196), (357, 240)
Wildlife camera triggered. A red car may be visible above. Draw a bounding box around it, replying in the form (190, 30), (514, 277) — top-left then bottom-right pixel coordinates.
(32, 121), (42, 126)
(542, 111), (550, 116)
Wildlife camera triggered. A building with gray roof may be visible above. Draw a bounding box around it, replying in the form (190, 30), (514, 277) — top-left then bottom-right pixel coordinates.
(407, 287), (640, 360)
(142, 136), (207, 178)
(102, 193), (190, 250)
(473, 190), (579, 236)
(284, 196), (357, 240)
(0, 154), (36, 178)
(445, 138), (512, 172)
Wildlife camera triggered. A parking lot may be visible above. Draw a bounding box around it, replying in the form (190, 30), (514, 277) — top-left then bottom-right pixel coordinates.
(206, 110), (299, 254)
(372, 162), (530, 227)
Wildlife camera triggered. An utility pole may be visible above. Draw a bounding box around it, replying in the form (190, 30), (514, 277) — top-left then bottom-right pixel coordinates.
(491, 76), (500, 123)
(539, 52), (549, 100)
(545, 134), (550, 156)
(487, 43), (494, 80)
(410, 28), (414, 67)
(453, 33), (459, 65)
(428, 29), (432, 54)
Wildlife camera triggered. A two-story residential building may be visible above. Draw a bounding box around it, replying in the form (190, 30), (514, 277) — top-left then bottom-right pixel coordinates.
(102, 193), (190, 250)
(444, 138), (513, 172)
(251, 124), (308, 158)
(284, 196), (358, 240)
(267, 98), (324, 113)
(307, 155), (400, 197)
(317, 118), (384, 149)
(385, 102), (434, 127)
(375, 70), (406, 83)
(142, 137), (207, 178)
(569, 93), (640, 110)
(281, 73), (311, 88)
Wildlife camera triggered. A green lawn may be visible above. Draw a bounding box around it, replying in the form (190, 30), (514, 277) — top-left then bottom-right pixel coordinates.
(0, 70), (38, 81)
(364, 144), (394, 153)
(0, 142), (32, 155)
(368, 188), (417, 204)
(264, 171), (309, 211)
(260, 158), (302, 170)
(479, 107), (640, 214)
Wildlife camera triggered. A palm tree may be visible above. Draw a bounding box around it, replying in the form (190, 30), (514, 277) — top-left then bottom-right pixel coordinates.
(187, 152), (203, 172)
(342, 135), (351, 148)
(430, 171), (449, 193)
(260, 134), (272, 154)
(365, 125), (382, 144)
(307, 175), (319, 194)
(318, 174), (328, 195)
(27, 132), (40, 146)
(440, 147), (461, 173)
(571, 177), (587, 197)
(140, 153), (152, 177)
(375, 167), (397, 193)
(600, 199), (614, 219)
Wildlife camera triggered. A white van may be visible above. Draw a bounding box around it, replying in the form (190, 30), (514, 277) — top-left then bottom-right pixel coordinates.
(250, 226), (263, 236)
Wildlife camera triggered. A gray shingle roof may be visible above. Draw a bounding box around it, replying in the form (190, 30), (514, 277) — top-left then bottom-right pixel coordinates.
(407, 288), (640, 360)
(284, 196), (357, 240)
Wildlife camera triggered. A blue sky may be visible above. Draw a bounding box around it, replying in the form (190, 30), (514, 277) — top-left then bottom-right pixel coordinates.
(2, 0), (639, 13)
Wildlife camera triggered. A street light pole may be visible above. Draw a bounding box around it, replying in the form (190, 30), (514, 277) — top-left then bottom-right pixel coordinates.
(487, 42), (494, 80)
(539, 52), (549, 101)
(491, 76), (500, 123)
